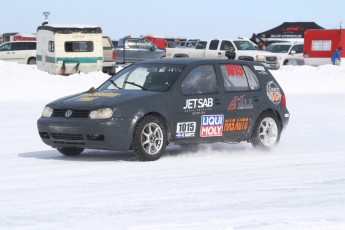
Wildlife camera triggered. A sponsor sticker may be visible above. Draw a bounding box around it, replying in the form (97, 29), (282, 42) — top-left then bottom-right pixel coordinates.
(266, 81), (282, 105)
(227, 95), (253, 111)
(183, 98), (214, 115)
(200, 115), (224, 137)
(224, 118), (250, 132)
(176, 122), (196, 138)
(254, 65), (265, 71)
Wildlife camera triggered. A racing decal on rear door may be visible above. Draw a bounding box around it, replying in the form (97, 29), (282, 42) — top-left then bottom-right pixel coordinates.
(223, 118), (250, 132)
(176, 122), (196, 138)
(227, 95), (253, 110)
(266, 81), (282, 104)
(200, 115), (224, 137)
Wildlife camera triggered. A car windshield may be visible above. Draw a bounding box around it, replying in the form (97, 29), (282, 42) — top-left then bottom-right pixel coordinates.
(266, 44), (291, 53)
(233, 40), (257, 50)
(98, 63), (185, 92)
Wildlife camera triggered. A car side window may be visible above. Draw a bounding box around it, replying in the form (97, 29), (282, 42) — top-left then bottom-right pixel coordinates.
(220, 64), (249, 91)
(182, 64), (217, 95)
(209, 40), (219, 50)
(242, 66), (260, 90)
(0, 43), (11, 51)
(11, 43), (26, 51)
(220, 40), (234, 51)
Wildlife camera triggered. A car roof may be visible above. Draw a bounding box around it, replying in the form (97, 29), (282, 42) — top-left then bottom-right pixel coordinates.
(139, 58), (261, 66)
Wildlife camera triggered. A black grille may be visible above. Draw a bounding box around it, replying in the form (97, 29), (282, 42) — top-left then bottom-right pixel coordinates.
(53, 109), (90, 118)
(51, 133), (84, 140)
(266, 56), (277, 62)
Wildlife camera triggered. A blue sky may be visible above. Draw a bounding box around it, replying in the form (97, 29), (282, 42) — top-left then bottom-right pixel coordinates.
(2, 0), (345, 40)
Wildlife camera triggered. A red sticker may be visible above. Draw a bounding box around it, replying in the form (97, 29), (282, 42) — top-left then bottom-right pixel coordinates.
(225, 64), (243, 77)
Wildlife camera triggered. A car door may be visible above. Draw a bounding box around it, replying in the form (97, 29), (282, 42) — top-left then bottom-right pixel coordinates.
(218, 63), (262, 141)
(172, 64), (224, 143)
(10, 42), (27, 63)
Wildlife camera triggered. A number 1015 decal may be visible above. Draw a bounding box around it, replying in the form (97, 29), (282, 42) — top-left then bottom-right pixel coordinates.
(176, 122), (196, 138)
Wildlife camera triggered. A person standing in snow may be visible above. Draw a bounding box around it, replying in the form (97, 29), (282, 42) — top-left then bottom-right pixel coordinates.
(331, 47), (342, 65)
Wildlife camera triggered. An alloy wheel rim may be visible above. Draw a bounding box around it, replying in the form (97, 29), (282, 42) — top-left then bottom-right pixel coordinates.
(258, 117), (278, 147)
(141, 123), (163, 155)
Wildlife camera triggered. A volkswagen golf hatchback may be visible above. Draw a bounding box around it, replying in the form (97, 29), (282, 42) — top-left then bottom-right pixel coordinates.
(37, 58), (290, 161)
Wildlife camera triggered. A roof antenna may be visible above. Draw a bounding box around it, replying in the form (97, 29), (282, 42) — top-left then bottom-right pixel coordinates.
(42, 11), (50, 26)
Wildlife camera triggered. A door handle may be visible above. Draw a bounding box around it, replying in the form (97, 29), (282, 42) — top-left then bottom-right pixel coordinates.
(218, 52), (222, 55)
(254, 95), (260, 102)
(214, 98), (221, 105)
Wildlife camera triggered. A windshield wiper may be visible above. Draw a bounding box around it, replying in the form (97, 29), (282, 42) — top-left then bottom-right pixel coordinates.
(124, 81), (147, 90)
(108, 79), (122, 89)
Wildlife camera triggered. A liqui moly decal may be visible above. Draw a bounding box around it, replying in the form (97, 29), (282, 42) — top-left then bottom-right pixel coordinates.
(200, 115), (224, 137)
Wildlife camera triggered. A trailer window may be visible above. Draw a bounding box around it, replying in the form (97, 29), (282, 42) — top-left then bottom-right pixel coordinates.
(312, 40), (331, 51)
(48, 41), (54, 52)
(65, 41), (94, 52)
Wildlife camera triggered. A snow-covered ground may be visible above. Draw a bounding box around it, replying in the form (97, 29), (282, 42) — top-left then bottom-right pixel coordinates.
(1, 60), (345, 230)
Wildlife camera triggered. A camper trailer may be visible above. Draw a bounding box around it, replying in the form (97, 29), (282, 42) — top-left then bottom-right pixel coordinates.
(303, 29), (345, 66)
(36, 24), (103, 75)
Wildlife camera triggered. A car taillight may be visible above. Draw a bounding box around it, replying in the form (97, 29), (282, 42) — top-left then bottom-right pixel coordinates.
(112, 50), (116, 60)
(281, 90), (286, 106)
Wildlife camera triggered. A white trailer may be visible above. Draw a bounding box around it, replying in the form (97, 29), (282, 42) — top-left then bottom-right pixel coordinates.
(36, 24), (103, 75)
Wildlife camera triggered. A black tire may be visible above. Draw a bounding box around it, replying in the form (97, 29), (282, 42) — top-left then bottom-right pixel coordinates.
(57, 147), (84, 156)
(250, 112), (281, 149)
(132, 115), (167, 161)
(28, 57), (36, 65)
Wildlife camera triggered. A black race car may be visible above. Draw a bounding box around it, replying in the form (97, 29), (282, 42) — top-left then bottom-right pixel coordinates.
(37, 58), (290, 161)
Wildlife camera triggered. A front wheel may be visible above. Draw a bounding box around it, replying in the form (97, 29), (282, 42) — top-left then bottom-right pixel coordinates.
(132, 115), (167, 161)
(57, 147), (84, 156)
(250, 112), (281, 149)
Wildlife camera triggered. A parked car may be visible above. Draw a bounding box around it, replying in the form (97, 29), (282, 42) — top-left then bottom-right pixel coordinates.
(102, 36), (116, 75)
(265, 42), (304, 66)
(0, 41), (36, 64)
(166, 38), (280, 70)
(37, 58), (290, 161)
(115, 37), (165, 64)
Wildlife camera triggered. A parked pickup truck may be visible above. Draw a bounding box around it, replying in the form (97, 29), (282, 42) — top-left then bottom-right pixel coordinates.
(115, 37), (166, 64)
(166, 38), (280, 70)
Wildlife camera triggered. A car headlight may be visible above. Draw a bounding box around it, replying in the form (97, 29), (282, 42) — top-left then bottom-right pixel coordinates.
(255, 55), (266, 62)
(89, 108), (113, 119)
(42, 106), (53, 118)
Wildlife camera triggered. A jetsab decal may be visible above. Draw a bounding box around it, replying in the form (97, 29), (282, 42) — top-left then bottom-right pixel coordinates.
(224, 118), (250, 132)
(176, 122), (196, 138)
(183, 98), (213, 115)
(266, 81), (282, 105)
(200, 115), (224, 137)
(227, 95), (253, 110)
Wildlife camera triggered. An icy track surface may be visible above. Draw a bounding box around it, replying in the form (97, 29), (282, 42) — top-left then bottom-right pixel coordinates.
(1, 61), (345, 230)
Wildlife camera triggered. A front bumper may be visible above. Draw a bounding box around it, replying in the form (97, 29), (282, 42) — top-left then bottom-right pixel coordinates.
(37, 116), (133, 151)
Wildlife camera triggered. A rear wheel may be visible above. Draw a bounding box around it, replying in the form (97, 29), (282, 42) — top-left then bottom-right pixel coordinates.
(132, 115), (167, 161)
(28, 57), (36, 65)
(57, 147), (84, 156)
(250, 112), (281, 149)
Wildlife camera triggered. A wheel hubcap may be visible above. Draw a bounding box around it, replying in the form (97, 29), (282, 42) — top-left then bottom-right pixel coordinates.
(141, 123), (163, 155)
(258, 117), (278, 147)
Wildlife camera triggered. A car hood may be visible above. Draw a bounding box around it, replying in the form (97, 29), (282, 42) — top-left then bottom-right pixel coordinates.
(48, 89), (162, 110)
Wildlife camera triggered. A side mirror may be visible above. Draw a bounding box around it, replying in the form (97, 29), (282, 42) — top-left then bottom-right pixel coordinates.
(290, 50), (296, 55)
(150, 46), (156, 51)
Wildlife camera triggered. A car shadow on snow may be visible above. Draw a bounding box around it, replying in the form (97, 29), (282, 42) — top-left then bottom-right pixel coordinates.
(18, 143), (254, 162)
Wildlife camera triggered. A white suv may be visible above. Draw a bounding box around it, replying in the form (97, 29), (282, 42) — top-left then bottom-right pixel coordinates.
(265, 42), (304, 66)
(0, 41), (36, 64)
